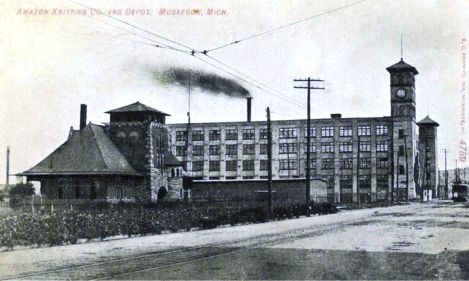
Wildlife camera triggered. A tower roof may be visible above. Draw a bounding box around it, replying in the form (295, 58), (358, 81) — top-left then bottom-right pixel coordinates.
(417, 116), (439, 127)
(386, 59), (419, 75)
(105, 101), (170, 116)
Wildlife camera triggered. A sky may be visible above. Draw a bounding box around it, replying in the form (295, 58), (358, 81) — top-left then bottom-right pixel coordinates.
(1, 0), (468, 184)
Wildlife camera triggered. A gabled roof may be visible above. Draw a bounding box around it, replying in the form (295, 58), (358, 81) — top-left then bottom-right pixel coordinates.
(21, 124), (139, 176)
(417, 116), (439, 127)
(105, 101), (170, 116)
(386, 59), (419, 75)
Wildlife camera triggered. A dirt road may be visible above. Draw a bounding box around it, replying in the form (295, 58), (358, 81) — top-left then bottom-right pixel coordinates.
(0, 201), (468, 280)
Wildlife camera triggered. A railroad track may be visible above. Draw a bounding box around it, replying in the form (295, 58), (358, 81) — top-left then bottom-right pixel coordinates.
(3, 205), (427, 280)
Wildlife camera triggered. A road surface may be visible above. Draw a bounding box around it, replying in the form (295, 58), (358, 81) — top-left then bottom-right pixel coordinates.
(0, 200), (468, 280)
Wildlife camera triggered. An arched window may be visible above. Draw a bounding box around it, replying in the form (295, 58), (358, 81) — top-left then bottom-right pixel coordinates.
(171, 168), (175, 178)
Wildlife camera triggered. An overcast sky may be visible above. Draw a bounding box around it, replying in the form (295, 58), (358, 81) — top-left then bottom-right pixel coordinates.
(1, 0), (468, 183)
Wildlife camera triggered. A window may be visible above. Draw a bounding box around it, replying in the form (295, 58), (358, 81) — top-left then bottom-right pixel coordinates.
(339, 142), (353, 152)
(358, 175), (371, 188)
(209, 129), (220, 141)
(359, 158), (371, 169)
(340, 175), (353, 189)
(321, 126), (334, 137)
(279, 159), (297, 170)
(226, 144), (237, 155)
(225, 129), (238, 140)
(306, 159), (317, 169)
(357, 125), (371, 136)
(377, 158), (389, 168)
(398, 145), (405, 156)
(193, 145), (204, 156)
(279, 143), (298, 154)
(192, 161), (204, 171)
(209, 161), (220, 171)
(192, 130), (204, 141)
(209, 145), (220, 155)
(377, 141), (388, 152)
(321, 142), (335, 153)
(321, 158), (334, 169)
(260, 144), (268, 155)
(176, 131), (187, 141)
(176, 146), (186, 156)
(242, 128), (255, 140)
(226, 160), (237, 171)
(304, 127), (317, 138)
(279, 128), (298, 139)
(339, 126), (353, 137)
(260, 160), (268, 171)
(359, 141), (371, 152)
(376, 125), (388, 136)
(399, 164), (405, 174)
(377, 174), (388, 188)
(242, 160), (254, 171)
(259, 128), (268, 139)
(304, 143), (317, 153)
(398, 129), (404, 139)
(243, 144), (255, 155)
(339, 158), (353, 169)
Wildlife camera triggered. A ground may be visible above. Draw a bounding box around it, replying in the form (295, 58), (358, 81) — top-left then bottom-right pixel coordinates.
(0, 200), (468, 280)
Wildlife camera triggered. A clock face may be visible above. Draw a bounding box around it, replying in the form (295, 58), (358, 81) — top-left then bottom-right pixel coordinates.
(396, 88), (406, 98)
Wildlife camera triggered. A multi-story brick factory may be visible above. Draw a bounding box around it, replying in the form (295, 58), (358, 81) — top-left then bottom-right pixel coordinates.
(20, 58), (439, 204)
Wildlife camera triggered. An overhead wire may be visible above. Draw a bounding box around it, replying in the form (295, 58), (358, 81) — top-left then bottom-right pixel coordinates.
(69, 0), (194, 51)
(70, 1), (309, 109)
(67, 0), (360, 112)
(203, 0), (368, 53)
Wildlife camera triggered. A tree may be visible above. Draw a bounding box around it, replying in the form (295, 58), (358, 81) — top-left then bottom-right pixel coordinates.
(9, 183), (35, 206)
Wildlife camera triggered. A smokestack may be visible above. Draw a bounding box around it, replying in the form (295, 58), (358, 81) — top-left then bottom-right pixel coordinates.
(246, 97), (252, 122)
(80, 104), (87, 130)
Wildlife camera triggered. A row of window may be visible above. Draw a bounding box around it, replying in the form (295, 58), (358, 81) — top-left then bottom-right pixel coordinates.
(189, 157), (390, 172)
(176, 141), (389, 156)
(175, 125), (389, 141)
(339, 175), (389, 189)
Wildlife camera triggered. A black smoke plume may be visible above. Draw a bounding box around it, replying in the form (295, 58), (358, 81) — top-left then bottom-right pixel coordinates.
(155, 67), (250, 98)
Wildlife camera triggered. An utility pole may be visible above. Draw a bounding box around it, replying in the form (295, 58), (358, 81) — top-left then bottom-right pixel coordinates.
(6, 146), (10, 191)
(294, 77), (324, 216)
(357, 137), (361, 207)
(266, 107), (273, 217)
(444, 149), (448, 199)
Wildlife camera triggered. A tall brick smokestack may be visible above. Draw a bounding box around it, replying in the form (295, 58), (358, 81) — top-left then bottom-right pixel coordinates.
(80, 104), (87, 130)
(247, 97), (252, 122)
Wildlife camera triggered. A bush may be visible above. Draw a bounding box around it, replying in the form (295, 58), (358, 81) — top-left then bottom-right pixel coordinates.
(9, 183), (35, 206)
(0, 201), (338, 251)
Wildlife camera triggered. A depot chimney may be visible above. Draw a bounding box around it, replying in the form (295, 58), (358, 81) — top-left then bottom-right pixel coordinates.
(246, 97), (252, 122)
(80, 104), (87, 130)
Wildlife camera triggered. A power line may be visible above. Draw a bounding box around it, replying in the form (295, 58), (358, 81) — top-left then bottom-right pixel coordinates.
(84, 14), (192, 54)
(68, 0), (311, 109)
(69, 0), (193, 51)
(204, 0), (368, 53)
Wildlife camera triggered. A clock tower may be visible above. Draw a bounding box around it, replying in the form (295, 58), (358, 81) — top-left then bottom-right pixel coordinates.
(386, 58), (419, 201)
(386, 59), (418, 120)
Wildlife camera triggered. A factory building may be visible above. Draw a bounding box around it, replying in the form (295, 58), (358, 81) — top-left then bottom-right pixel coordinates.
(166, 59), (439, 203)
(20, 58), (439, 204)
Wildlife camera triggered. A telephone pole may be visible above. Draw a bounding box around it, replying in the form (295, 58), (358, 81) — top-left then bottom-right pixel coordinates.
(266, 107), (273, 217)
(6, 146), (10, 190)
(294, 77), (325, 216)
